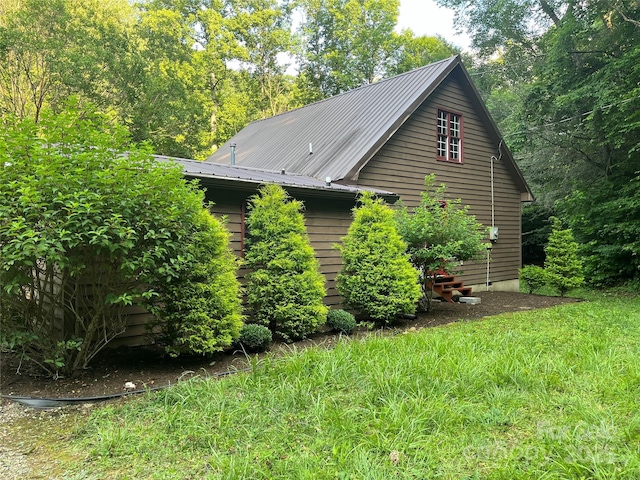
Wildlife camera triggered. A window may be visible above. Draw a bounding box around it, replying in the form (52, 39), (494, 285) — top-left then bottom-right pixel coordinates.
(437, 109), (462, 163)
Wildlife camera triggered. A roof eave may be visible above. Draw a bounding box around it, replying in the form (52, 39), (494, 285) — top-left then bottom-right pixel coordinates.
(184, 172), (400, 203)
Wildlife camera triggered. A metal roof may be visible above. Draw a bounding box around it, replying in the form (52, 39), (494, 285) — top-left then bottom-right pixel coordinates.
(155, 155), (399, 201)
(206, 56), (459, 181)
(205, 55), (533, 200)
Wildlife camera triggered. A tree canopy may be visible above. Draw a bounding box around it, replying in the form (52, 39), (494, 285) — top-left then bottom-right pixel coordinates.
(443, 0), (640, 285)
(0, 0), (459, 156)
(2, 0), (638, 285)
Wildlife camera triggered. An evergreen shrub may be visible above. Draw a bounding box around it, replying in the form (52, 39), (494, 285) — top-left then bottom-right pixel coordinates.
(326, 309), (356, 334)
(238, 324), (272, 352)
(336, 192), (421, 324)
(244, 184), (328, 342)
(148, 209), (243, 357)
(544, 217), (584, 296)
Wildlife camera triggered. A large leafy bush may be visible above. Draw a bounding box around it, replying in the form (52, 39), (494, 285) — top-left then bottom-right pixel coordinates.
(0, 107), (242, 375)
(244, 184), (327, 341)
(336, 192), (420, 323)
(395, 175), (486, 311)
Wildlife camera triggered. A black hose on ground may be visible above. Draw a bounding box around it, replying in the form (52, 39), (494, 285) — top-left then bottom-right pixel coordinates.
(1, 367), (252, 410)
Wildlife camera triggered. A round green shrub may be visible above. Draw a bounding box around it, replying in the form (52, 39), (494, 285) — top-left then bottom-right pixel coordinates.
(519, 265), (547, 294)
(239, 324), (273, 352)
(326, 309), (357, 334)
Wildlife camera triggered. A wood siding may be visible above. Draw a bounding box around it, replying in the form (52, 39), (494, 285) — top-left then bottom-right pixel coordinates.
(207, 194), (352, 308)
(304, 199), (353, 308)
(356, 70), (522, 287)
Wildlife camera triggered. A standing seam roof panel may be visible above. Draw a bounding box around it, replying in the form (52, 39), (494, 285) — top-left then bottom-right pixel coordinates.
(207, 57), (458, 181)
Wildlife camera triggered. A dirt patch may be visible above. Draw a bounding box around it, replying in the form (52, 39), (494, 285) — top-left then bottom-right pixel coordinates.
(1, 291), (580, 400)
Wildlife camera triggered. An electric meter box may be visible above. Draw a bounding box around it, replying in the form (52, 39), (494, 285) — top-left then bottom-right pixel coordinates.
(489, 227), (499, 242)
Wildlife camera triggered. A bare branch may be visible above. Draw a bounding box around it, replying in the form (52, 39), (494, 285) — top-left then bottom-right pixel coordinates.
(614, 1), (640, 27)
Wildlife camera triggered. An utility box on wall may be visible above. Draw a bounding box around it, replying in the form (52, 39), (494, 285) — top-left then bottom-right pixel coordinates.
(489, 226), (499, 242)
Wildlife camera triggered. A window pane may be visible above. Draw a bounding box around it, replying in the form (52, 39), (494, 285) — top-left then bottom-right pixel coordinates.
(450, 115), (460, 137)
(438, 135), (447, 157)
(437, 111), (447, 135)
(450, 138), (459, 160)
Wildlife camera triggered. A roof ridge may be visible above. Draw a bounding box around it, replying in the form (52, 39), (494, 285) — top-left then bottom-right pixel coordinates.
(245, 55), (460, 126)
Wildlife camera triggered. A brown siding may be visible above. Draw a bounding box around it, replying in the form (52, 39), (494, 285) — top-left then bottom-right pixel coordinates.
(109, 305), (153, 348)
(210, 198), (245, 258)
(356, 71), (522, 287)
(304, 200), (353, 308)
(207, 194), (352, 308)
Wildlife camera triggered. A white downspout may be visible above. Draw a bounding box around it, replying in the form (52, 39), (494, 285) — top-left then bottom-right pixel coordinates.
(488, 154), (497, 290)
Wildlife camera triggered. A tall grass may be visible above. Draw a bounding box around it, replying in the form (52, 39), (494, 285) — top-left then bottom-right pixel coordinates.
(68, 296), (640, 478)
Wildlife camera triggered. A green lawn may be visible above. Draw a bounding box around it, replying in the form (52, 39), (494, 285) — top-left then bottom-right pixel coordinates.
(53, 296), (640, 478)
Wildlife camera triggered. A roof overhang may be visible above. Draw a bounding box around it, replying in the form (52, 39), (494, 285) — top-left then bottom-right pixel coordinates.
(155, 155), (400, 203)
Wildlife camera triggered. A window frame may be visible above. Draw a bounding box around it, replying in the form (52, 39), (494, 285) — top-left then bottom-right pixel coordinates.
(436, 108), (464, 164)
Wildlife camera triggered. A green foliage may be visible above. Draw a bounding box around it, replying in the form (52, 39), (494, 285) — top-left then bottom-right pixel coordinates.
(147, 209), (243, 357)
(387, 31), (459, 76)
(336, 192), (420, 323)
(0, 107), (239, 375)
(244, 184), (328, 342)
(560, 176), (640, 287)
(296, 0), (400, 97)
(238, 323), (273, 352)
(544, 217), (584, 296)
(326, 309), (357, 335)
(0, 0), (135, 122)
(0, 0), (298, 158)
(295, 0), (459, 99)
(438, 1), (640, 286)
(519, 265), (547, 295)
(395, 175), (486, 310)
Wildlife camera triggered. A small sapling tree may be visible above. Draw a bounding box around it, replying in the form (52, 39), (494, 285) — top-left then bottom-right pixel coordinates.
(336, 192), (420, 323)
(244, 184), (328, 342)
(395, 175), (486, 311)
(544, 216), (584, 296)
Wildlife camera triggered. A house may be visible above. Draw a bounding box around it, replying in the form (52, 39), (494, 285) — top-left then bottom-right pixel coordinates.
(205, 55), (533, 294)
(111, 159), (396, 347)
(114, 55), (533, 347)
